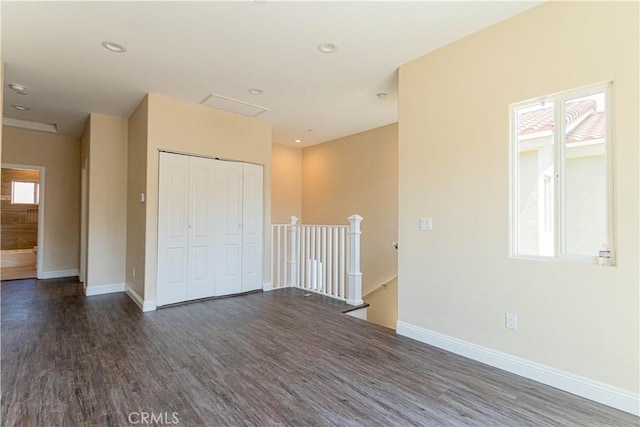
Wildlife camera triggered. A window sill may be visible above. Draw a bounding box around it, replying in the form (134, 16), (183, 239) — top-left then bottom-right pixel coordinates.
(510, 254), (615, 267)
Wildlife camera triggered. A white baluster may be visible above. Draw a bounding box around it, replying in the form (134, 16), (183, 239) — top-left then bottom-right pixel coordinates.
(304, 226), (312, 289)
(322, 226), (327, 294)
(327, 228), (333, 297)
(298, 225), (303, 288)
(347, 214), (363, 306)
(276, 225), (281, 288)
(287, 216), (298, 287)
(339, 227), (345, 299)
(333, 228), (338, 297)
(271, 225), (275, 287)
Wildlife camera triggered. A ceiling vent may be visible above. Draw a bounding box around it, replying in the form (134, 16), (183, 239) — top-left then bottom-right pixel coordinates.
(3, 118), (58, 134)
(200, 93), (268, 117)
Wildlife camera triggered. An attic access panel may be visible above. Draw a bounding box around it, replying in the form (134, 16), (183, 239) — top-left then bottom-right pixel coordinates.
(200, 93), (268, 117)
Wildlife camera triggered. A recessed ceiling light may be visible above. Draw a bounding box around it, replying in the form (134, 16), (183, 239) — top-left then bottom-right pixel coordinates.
(293, 139), (302, 144)
(317, 43), (338, 54)
(377, 92), (388, 100)
(12, 104), (31, 111)
(248, 88), (263, 95)
(9, 83), (26, 92)
(101, 41), (127, 53)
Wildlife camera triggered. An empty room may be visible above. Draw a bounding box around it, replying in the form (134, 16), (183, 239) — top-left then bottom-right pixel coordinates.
(1, 1), (638, 425)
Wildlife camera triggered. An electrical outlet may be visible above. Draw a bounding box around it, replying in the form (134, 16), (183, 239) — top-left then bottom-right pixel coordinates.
(132, 267), (136, 278)
(505, 312), (518, 330)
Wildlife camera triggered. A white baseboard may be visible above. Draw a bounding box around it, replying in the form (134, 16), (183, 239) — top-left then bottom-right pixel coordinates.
(125, 285), (156, 312)
(38, 269), (79, 279)
(396, 321), (639, 416)
(84, 282), (125, 296)
(263, 282), (274, 292)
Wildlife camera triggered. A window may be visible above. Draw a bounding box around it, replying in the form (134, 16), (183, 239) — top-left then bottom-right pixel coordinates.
(11, 181), (39, 205)
(511, 83), (613, 262)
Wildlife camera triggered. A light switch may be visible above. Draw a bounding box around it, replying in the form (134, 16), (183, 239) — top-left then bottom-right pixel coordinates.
(419, 218), (432, 231)
(140, 192), (145, 203)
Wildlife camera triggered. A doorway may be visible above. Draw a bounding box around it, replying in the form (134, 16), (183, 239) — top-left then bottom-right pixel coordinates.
(1, 164), (45, 281)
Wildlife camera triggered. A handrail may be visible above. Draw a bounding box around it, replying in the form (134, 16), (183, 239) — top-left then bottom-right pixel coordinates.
(362, 276), (397, 298)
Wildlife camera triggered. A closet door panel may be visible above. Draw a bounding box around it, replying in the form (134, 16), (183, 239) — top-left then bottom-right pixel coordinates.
(242, 163), (264, 292)
(215, 161), (243, 296)
(157, 153), (190, 306)
(187, 156), (217, 300)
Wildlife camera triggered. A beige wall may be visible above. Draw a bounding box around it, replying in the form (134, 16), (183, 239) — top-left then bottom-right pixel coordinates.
(126, 97), (148, 297)
(271, 144), (302, 224)
(140, 94), (272, 301)
(2, 127), (81, 274)
(365, 277), (397, 330)
(82, 114), (128, 288)
(1, 62), (3, 165)
(302, 123), (398, 295)
(398, 0), (639, 394)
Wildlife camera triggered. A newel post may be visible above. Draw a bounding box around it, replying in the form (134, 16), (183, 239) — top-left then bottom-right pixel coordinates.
(287, 216), (299, 287)
(347, 214), (363, 305)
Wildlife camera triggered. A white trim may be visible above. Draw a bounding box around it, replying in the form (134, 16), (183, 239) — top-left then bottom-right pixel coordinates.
(125, 285), (144, 308)
(263, 282), (274, 292)
(346, 307), (367, 320)
(3, 117), (57, 134)
(38, 269), (79, 279)
(84, 282), (125, 296)
(396, 321), (639, 416)
(2, 163), (45, 279)
(125, 285), (156, 312)
(80, 159), (88, 283)
(142, 300), (156, 312)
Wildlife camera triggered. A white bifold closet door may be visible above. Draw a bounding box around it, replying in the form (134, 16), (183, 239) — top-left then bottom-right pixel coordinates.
(214, 161), (243, 296)
(157, 153), (191, 306)
(214, 161), (263, 295)
(157, 152), (263, 306)
(187, 156), (218, 300)
(240, 163), (264, 293)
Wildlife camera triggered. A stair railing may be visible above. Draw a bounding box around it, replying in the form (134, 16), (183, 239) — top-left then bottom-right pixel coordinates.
(271, 214), (363, 305)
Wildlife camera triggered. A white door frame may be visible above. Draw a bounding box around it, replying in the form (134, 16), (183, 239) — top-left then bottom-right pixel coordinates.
(1, 163), (45, 278)
(80, 158), (88, 283)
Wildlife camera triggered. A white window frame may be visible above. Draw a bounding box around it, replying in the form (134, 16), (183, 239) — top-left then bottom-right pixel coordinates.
(509, 82), (615, 264)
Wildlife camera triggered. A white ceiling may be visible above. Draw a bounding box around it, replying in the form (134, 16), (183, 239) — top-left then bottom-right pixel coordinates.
(2, 1), (540, 147)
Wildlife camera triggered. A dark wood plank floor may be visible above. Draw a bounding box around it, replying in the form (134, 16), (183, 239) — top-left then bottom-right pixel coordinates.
(2, 278), (638, 426)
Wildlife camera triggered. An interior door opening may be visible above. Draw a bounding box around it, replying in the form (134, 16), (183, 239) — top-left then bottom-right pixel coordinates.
(1, 163), (45, 281)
